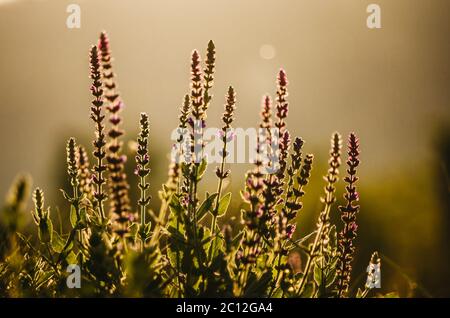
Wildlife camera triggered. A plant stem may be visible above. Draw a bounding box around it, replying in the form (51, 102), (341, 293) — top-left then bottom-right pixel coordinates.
(139, 172), (148, 252)
(45, 244), (59, 274)
(207, 134), (228, 262)
(149, 200), (168, 247)
(140, 175), (146, 227)
(268, 241), (287, 297)
(96, 154), (106, 222)
(296, 200), (331, 295)
(176, 218), (182, 297)
(191, 163), (206, 274)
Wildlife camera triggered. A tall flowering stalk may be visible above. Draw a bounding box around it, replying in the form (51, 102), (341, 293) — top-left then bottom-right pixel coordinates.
(336, 133), (361, 297)
(98, 31), (132, 237)
(281, 139), (314, 240)
(202, 40), (216, 115)
(5, 175), (31, 214)
(238, 95), (276, 294)
(65, 138), (80, 219)
(259, 95), (273, 160)
(265, 70), (290, 220)
(274, 69), (290, 181)
(162, 95), (192, 293)
(270, 138), (314, 296)
(181, 50), (206, 269)
(259, 95), (273, 158)
(66, 138), (79, 199)
(283, 138), (314, 222)
(208, 86), (236, 262)
(187, 50), (204, 217)
(89, 45), (108, 222)
(262, 70), (291, 254)
(77, 145), (94, 204)
(260, 95), (272, 130)
(160, 95), (190, 203)
(190, 50), (204, 123)
(136, 113), (151, 247)
(267, 131), (291, 245)
(318, 133), (342, 249)
(65, 137), (87, 255)
(31, 188), (53, 244)
(275, 70), (288, 131)
(173, 95), (191, 194)
(238, 164), (265, 294)
(297, 132), (342, 294)
(259, 70), (290, 238)
(2, 174), (31, 235)
(166, 162), (181, 195)
(178, 95), (191, 140)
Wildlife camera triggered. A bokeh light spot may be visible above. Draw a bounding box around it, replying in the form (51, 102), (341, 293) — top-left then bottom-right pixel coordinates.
(259, 44), (276, 60)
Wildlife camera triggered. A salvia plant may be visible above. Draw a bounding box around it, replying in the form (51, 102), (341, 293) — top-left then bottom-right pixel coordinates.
(0, 32), (387, 298)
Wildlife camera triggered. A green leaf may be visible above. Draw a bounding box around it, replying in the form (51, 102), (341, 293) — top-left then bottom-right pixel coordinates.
(356, 288), (364, 298)
(244, 271), (272, 297)
(300, 282), (316, 298)
(329, 225), (337, 247)
(167, 214), (184, 235)
(313, 263), (323, 287)
(200, 231), (214, 247)
(314, 259), (337, 289)
(69, 205), (77, 228)
(329, 255), (339, 269)
(271, 287), (283, 298)
(215, 192), (231, 217)
(326, 268), (337, 288)
(80, 207), (87, 225)
(144, 222), (152, 236)
(207, 234), (224, 260)
(231, 231), (244, 247)
(51, 231), (65, 252)
(15, 232), (28, 243)
(129, 222), (139, 243)
(162, 184), (170, 196)
(167, 248), (184, 270)
(196, 193), (218, 221)
(60, 189), (71, 201)
(196, 158), (208, 181)
(168, 194), (183, 217)
(66, 251), (77, 264)
(167, 225), (187, 246)
(38, 218), (53, 243)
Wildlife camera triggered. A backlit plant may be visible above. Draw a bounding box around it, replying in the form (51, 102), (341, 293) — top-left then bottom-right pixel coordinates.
(0, 32), (385, 298)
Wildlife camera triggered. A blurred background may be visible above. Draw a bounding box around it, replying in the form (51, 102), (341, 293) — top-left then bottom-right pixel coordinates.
(0, 0), (449, 296)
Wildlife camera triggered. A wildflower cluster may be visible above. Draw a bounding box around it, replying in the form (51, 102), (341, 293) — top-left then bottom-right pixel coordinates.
(0, 33), (387, 298)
